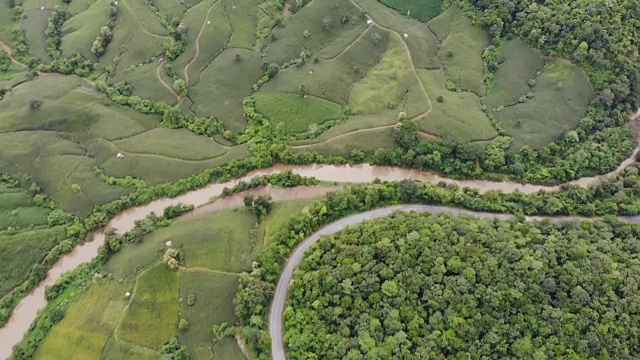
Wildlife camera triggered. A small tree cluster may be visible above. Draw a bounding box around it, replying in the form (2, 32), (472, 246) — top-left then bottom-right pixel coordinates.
(163, 247), (182, 269)
(243, 195), (272, 220)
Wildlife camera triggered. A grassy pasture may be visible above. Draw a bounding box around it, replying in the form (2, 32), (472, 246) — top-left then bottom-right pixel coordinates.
(189, 48), (263, 133)
(101, 338), (158, 360)
(21, 9), (52, 62)
(34, 279), (133, 360)
(416, 68), (498, 141)
(96, 141), (252, 184)
(179, 269), (240, 359)
(254, 92), (343, 134)
(121, 0), (169, 37)
(0, 227), (65, 297)
(486, 39), (545, 108)
(224, 0), (261, 49)
(265, 198), (316, 243)
(61, 0), (111, 59)
(292, 126), (396, 156)
(119, 262), (180, 350)
(0, 185), (51, 229)
(113, 128), (228, 160)
(99, 2), (168, 72)
(380, 0), (443, 22)
(265, 0), (368, 64)
(212, 337), (246, 360)
(349, 36), (414, 114)
(426, 2), (455, 40)
(355, 0), (439, 69)
(0, 1), (14, 44)
(437, 6), (489, 96)
(289, 109), (400, 146)
(21, 0), (63, 12)
(152, 0), (189, 19)
(108, 62), (178, 105)
(104, 207), (261, 278)
(491, 60), (594, 150)
(66, 0), (96, 14)
(263, 26), (389, 105)
(175, 0), (231, 87)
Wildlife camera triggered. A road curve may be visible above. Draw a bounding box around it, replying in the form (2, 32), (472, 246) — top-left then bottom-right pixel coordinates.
(269, 205), (640, 360)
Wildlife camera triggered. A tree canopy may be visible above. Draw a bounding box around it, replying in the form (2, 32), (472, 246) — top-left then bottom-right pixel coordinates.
(283, 212), (640, 359)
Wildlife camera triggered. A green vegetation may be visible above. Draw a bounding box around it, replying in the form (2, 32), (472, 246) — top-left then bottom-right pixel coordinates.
(380, 0), (443, 22)
(180, 269), (239, 359)
(34, 279), (133, 360)
(255, 92), (343, 134)
(284, 211), (640, 359)
(119, 262), (180, 350)
(101, 338), (158, 360)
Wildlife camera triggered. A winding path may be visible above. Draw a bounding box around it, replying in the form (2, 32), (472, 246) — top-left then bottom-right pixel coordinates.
(269, 204), (640, 360)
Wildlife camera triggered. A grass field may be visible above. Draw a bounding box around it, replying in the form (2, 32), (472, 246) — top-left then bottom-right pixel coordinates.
(349, 36), (414, 114)
(108, 62), (178, 105)
(254, 92), (343, 134)
(212, 337), (246, 360)
(61, 0), (111, 59)
(179, 269), (240, 359)
(263, 26), (389, 105)
(21, 9), (52, 63)
(292, 126), (397, 156)
(34, 279), (133, 360)
(436, 5), (489, 96)
(119, 262), (180, 350)
(0, 227), (65, 297)
(486, 39), (545, 108)
(265, 0), (368, 64)
(189, 49), (263, 133)
(113, 128), (228, 160)
(490, 60), (594, 149)
(0, 1), (14, 44)
(416, 68), (497, 141)
(380, 0), (443, 21)
(100, 338), (158, 360)
(105, 207), (262, 277)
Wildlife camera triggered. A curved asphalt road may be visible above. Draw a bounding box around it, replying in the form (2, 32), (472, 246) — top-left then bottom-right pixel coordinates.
(269, 205), (640, 360)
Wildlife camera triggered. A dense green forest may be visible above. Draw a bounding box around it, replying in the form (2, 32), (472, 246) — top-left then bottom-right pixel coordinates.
(283, 212), (640, 359)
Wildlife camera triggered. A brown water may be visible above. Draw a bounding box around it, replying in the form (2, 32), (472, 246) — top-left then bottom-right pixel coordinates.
(1, 109), (639, 358)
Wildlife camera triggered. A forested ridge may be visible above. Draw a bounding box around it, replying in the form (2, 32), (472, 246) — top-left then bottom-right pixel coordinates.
(283, 212), (640, 359)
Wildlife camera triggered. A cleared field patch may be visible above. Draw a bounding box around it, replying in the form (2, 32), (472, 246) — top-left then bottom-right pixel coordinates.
(486, 39), (545, 108)
(101, 338), (158, 360)
(189, 48), (263, 133)
(21, 0), (63, 12)
(349, 36), (415, 114)
(119, 262), (180, 350)
(354, 0), (439, 69)
(265, 198), (316, 244)
(0, 227), (65, 297)
(87, 103), (159, 140)
(426, 2), (455, 41)
(292, 126), (396, 156)
(491, 60), (594, 150)
(380, 0), (443, 22)
(61, 0), (111, 59)
(416, 68), (497, 141)
(67, 0), (96, 14)
(263, 26), (389, 105)
(104, 207), (261, 278)
(254, 92), (343, 134)
(121, 0), (169, 37)
(34, 279), (133, 360)
(265, 0), (368, 64)
(437, 7), (489, 95)
(113, 128), (228, 160)
(21, 9), (52, 62)
(179, 269), (240, 359)
(0, 185), (51, 229)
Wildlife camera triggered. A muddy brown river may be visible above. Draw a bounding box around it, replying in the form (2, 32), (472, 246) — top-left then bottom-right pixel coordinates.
(1, 129), (640, 357)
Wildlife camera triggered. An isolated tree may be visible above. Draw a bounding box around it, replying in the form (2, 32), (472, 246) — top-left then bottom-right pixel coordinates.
(163, 248), (181, 269)
(308, 123), (318, 135)
(243, 195), (254, 207)
(0, 49), (10, 72)
(29, 99), (42, 109)
(173, 79), (187, 97)
(234, 53), (242, 63)
(303, 29), (310, 38)
(266, 63), (279, 78)
(179, 319), (189, 331)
